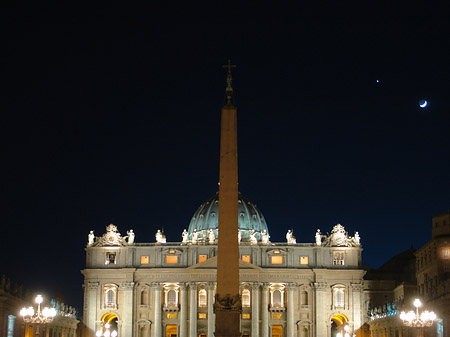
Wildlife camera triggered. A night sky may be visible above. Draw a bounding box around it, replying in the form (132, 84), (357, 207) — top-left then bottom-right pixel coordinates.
(2, 4), (450, 313)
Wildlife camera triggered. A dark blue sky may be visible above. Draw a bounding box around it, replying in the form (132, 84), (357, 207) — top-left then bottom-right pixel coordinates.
(1, 4), (449, 312)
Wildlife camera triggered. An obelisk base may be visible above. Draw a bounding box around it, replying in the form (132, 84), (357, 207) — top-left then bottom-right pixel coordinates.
(214, 311), (242, 337)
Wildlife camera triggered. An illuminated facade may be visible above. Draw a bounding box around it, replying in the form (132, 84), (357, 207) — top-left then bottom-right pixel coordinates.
(82, 206), (364, 337)
(415, 211), (450, 337)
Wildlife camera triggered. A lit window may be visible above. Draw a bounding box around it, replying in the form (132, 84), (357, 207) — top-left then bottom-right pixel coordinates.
(271, 256), (283, 265)
(141, 256), (149, 264)
(242, 255), (251, 263)
(274, 250), (280, 254)
(443, 249), (449, 258)
(333, 287), (345, 308)
(271, 289), (283, 308)
(105, 252), (116, 265)
(103, 284), (118, 308)
(198, 289), (207, 307)
(166, 256), (178, 264)
(105, 289), (115, 306)
(242, 289), (250, 307)
(273, 313), (282, 319)
(198, 313), (207, 319)
(242, 313), (250, 319)
(169, 250), (175, 254)
(199, 255), (207, 263)
(166, 289), (177, 307)
(333, 251), (345, 265)
(300, 256), (309, 265)
(167, 313), (176, 319)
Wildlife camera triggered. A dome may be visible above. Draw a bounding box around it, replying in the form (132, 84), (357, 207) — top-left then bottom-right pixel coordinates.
(187, 192), (269, 241)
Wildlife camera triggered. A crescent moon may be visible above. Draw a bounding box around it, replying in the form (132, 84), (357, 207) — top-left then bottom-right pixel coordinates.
(420, 100), (428, 108)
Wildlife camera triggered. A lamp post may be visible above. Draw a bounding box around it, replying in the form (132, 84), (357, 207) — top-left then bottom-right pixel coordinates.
(96, 322), (118, 337)
(20, 295), (57, 336)
(400, 298), (437, 337)
(336, 324), (356, 337)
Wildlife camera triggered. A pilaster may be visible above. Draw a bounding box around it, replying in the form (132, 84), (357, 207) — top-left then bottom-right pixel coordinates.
(207, 282), (215, 337)
(261, 283), (270, 337)
(189, 282), (197, 337)
(152, 282), (162, 337)
(180, 283), (188, 337)
(251, 283), (260, 337)
(121, 282), (136, 337)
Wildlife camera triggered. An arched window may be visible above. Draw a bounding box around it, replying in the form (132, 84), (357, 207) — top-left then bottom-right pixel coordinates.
(198, 289), (207, 307)
(333, 287), (345, 308)
(167, 289), (177, 307)
(242, 289), (250, 307)
(272, 290), (282, 308)
(105, 289), (115, 306)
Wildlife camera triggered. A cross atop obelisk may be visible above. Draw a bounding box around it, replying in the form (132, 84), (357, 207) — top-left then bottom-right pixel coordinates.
(222, 59), (237, 102)
(214, 61), (241, 337)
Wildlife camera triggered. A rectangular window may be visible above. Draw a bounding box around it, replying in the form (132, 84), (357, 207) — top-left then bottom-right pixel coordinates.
(167, 313), (176, 319)
(242, 255), (251, 263)
(242, 313), (250, 319)
(199, 255), (207, 263)
(141, 256), (149, 264)
(333, 251), (345, 265)
(198, 313), (207, 319)
(105, 252), (116, 265)
(271, 256), (283, 265)
(273, 313), (282, 319)
(166, 256), (178, 264)
(300, 256), (309, 265)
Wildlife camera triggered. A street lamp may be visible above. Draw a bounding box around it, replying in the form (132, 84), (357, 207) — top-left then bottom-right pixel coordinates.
(96, 322), (118, 337)
(20, 295), (57, 336)
(400, 298), (437, 336)
(336, 325), (356, 337)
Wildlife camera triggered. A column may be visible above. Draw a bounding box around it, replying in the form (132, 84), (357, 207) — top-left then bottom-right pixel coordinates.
(261, 283), (269, 337)
(180, 283), (188, 337)
(251, 283), (260, 337)
(312, 282), (328, 337)
(207, 282), (215, 337)
(189, 282), (197, 337)
(286, 283), (296, 337)
(121, 282), (135, 337)
(7, 315), (15, 337)
(152, 283), (162, 337)
(86, 282), (99, 336)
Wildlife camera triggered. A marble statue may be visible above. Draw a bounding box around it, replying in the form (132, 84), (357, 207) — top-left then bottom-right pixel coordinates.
(88, 230), (95, 246)
(127, 229), (135, 244)
(156, 229), (166, 243)
(208, 229), (215, 244)
(250, 230), (257, 244)
(261, 229), (270, 244)
(286, 229), (296, 244)
(182, 229), (189, 243)
(315, 229), (322, 246)
(354, 231), (360, 245)
(192, 229), (198, 244)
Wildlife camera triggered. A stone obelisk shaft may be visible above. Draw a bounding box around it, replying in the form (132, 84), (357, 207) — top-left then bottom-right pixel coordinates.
(215, 100), (241, 337)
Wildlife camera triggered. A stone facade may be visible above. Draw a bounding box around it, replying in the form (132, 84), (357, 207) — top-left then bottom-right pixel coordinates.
(82, 223), (364, 337)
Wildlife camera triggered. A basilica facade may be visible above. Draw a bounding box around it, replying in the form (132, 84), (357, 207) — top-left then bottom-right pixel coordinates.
(82, 192), (364, 337)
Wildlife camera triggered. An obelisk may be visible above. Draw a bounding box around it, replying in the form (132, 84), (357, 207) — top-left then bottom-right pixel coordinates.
(214, 60), (241, 337)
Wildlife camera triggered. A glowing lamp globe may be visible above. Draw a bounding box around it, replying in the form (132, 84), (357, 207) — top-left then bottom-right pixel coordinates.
(35, 295), (43, 304)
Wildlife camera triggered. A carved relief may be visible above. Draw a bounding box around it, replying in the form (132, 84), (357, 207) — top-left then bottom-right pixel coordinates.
(214, 294), (241, 311)
(322, 224), (361, 247)
(92, 224), (127, 247)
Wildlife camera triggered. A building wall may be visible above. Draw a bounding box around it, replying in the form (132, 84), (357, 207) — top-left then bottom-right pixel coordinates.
(83, 229), (364, 337)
